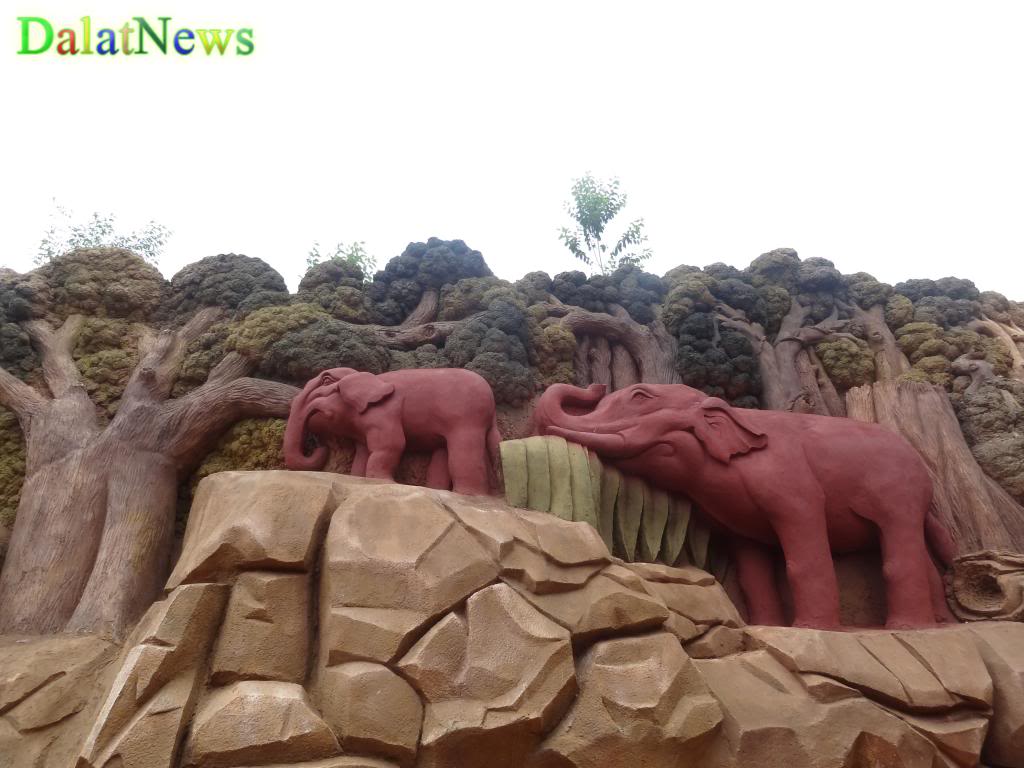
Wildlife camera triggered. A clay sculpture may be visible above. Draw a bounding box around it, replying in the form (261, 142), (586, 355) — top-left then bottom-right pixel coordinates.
(284, 367), (500, 495)
(534, 382), (958, 629)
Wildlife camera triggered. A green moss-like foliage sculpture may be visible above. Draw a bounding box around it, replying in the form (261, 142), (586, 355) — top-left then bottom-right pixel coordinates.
(172, 322), (232, 397)
(954, 378), (1024, 504)
(365, 238), (492, 324)
(72, 318), (141, 416)
(896, 322), (1009, 388)
(0, 409), (24, 531)
(225, 303), (329, 360)
(552, 264), (666, 324)
(31, 248), (166, 321)
(514, 271), (554, 306)
(389, 344), (448, 371)
(885, 294), (916, 330)
(662, 267), (716, 327)
(895, 277), (982, 329)
(844, 272), (893, 311)
(981, 291), (1024, 327)
(268, 242), (574, 406)
(163, 253), (290, 319)
(673, 313), (761, 407)
(660, 268), (761, 407)
(437, 276), (508, 321)
(444, 294), (535, 405)
(816, 337), (876, 390)
(262, 318), (393, 382)
(0, 270), (37, 381)
(296, 260), (370, 323)
(531, 322), (577, 388)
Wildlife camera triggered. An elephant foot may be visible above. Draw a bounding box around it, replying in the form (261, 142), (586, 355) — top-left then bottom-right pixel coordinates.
(792, 616), (843, 631)
(363, 471), (398, 484)
(450, 481), (491, 497)
(884, 617), (944, 630)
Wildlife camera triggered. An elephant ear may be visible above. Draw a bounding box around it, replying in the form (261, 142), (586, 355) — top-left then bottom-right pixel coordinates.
(339, 372), (396, 414)
(692, 397), (768, 464)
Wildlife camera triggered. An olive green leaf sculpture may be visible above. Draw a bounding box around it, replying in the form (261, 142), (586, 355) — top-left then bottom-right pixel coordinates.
(500, 434), (711, 567)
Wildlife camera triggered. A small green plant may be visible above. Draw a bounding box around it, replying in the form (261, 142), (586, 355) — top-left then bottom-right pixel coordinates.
(306, 240), (377, 278)
(36, 199), (171, 265)
(559, 173), (651, 275)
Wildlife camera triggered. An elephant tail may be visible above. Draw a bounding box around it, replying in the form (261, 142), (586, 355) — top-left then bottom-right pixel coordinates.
(487, 414), (503, 492)
(925, 503), (957, 568)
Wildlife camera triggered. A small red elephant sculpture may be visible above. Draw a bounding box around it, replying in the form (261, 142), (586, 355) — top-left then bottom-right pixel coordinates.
(535, 382), (958, 630)
(284, 367), (501, 496)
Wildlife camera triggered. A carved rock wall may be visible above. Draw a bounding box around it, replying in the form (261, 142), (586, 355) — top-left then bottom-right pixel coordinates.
(3, 471), (1024, 768)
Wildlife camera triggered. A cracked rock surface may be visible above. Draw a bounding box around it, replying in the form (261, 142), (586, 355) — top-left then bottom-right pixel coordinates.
(2, 471), (1024, 767)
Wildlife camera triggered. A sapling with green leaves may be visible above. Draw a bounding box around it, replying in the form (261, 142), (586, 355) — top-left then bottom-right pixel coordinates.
(559, 173), (651, 275)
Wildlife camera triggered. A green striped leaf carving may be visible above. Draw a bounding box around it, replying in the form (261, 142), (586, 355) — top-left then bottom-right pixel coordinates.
(500, 435), (704, 566)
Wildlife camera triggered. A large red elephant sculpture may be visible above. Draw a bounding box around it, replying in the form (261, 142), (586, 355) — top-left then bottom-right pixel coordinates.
(534, 382), (958, 629)
(284, 367), (501, 496)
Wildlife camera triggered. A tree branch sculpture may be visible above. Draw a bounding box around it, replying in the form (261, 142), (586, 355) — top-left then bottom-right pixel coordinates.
(715, 299), (853, 415)
(561, 304), (680, 387)
(969, 315), (1024, 383)
(838, 300), (911, 382)
(0, 311), (299, 638)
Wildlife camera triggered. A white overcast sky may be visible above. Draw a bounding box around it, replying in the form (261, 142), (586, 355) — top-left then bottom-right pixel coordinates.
(2, 0), (1023, 296)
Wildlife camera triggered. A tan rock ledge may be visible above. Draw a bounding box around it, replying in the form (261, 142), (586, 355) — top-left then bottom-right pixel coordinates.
(1, 471), (1023, 768)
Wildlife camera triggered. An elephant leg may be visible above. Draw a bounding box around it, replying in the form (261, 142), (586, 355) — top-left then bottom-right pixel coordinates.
(926, 559), (956, 623)
(879, 521), (941, 628)
(363, 428), (405, 482)
(731, 537), (785, 626)
(446, 429), (490, 496)
(774, 512), (841, 629)
(351, 442), (368, 476)
(426, 447), (451, 490)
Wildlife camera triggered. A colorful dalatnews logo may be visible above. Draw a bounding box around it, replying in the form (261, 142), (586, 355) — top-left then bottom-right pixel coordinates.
(16, 16), (254, 55)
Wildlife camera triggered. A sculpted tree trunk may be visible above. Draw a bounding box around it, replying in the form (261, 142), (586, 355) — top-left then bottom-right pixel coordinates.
(560, 303), (680, 387)
(716, 299), (854, 415)
(841, 306), (1024, 562)
(969, 315), (1024, 383)
(0, 309), (298, 638)
(846, 380), (1024, 553)
(399, 289), (439, 327)
(839, 301), (910, 382)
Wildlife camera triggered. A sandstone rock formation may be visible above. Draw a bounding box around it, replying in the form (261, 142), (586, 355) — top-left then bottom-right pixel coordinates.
(3, 470), (1024, 768)
(185, 681), (339, 767)
(315, 662), (422, 767)
(534, 632), (724, 767)
(695, 622), (1017, 768)
(211, 571), (310, 684)
(0, 634), (119, 767)
(79, 582), (228, 768)
(399, 584), (576, 768)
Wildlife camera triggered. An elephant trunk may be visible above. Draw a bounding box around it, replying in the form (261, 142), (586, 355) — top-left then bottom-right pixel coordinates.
(535, 383), (665, 459)
(283, 383), (329, 471)
(546, 425), (629, 456)
(533, 383), (608, 435)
